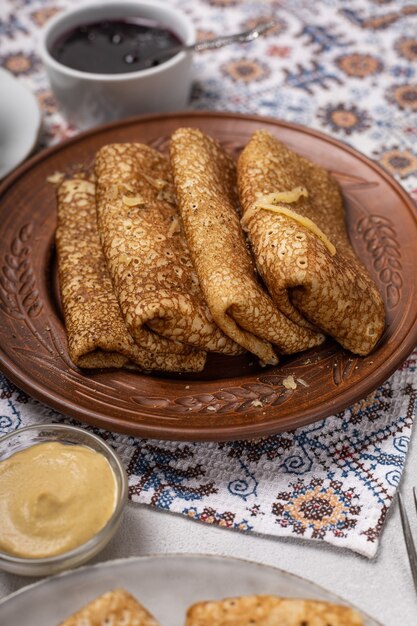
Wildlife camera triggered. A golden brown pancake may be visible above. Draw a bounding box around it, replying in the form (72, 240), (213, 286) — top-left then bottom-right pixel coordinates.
(57, 588), (160, 626)
(238, 130), (385, 355)
(56, 178), (205, 372)
(185, 595), (364, 626)
(170, 128), (324, 365)
(95, 143), (241, 357)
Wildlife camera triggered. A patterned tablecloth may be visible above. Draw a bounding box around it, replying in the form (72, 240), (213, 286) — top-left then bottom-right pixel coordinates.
(1, 0), (416, 558)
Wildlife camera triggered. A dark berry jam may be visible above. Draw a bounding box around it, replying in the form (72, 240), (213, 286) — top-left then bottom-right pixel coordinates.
(50, 19), (183, 74)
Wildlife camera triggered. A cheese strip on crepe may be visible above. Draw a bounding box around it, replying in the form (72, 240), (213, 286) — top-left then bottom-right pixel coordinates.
(238, 130), (385, 355)
(185, 595), (364, 626)
(57, 588), (160, 626)
(95, 143), (241, 357)
(170, 128), (324, 365)
(56, 178), (205, 372)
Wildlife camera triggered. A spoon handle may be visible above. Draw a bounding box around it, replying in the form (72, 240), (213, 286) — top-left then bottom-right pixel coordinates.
(142, 21), (277, 65)
(147, 35), (244, 62)
(193, 32), (253, 52)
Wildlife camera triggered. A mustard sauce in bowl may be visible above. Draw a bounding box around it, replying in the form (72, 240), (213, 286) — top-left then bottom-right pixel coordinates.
(0, 424), (127, 576)
(0, 441), (117, 559)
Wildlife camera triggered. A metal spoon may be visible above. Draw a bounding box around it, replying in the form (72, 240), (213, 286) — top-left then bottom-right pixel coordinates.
(133, 20), (277, 69)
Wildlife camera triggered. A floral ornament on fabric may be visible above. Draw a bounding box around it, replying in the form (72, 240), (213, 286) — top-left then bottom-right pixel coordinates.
(272, 478), (361, 541)
(29, 6), (62, 27)
(394, 37), (417, 61)
(376, 147), (417, 179)
(317, 103), (372, 135)
(387, 83), (417, 111)
(334, 53), (384, 78)
(221, 58), (271, 83)
(0, 50), (41, 75)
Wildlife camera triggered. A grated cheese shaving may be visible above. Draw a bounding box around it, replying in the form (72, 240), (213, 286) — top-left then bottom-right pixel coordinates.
(141, 173), (168, 190)
(251, 399), (263, 407)
(157, 188), (176, 205)
(283, 375), (297, 390)
(241, 187), (336, 257)
(46, 171), (65, 185)
(122, 195), (145, 207)
(261, 187), (309, 204)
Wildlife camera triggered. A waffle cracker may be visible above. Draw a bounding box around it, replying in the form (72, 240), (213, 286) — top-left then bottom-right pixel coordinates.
(57, 588), (160, 626)
(185, 594), (364, 626)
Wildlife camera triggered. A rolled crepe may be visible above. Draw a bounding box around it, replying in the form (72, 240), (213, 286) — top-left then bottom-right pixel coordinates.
(56, 178), (205, 372)
(169, 128), (324, 365)
(95, 143), (241, 357)
(237, 130), (385, 355)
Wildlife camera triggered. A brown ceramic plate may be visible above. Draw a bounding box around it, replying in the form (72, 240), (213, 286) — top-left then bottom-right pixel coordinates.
(0, 112), (416, 441)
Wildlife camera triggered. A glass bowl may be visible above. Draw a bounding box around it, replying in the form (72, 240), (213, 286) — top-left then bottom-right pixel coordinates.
(0, 423), (128, 576)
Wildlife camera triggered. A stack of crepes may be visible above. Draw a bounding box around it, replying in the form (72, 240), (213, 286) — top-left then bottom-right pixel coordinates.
(55, 128), (384, 373)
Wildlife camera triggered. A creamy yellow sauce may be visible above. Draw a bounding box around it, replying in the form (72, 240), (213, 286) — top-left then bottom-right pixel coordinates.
(0, 441), (117, 559)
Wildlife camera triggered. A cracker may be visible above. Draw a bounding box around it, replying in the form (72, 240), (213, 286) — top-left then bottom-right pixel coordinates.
(57, 588), (160, 626)
(185, 594), (364, 625)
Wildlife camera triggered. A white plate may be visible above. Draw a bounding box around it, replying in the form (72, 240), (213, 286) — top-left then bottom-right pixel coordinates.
(0, 553), (381, 625)
(0, 68), (41, 179)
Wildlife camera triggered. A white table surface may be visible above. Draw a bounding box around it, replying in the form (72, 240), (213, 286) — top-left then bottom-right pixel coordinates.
(1, 429), (416, 626)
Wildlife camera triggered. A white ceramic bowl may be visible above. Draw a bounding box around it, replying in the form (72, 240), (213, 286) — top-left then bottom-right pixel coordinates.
(39, 0), (195, 129)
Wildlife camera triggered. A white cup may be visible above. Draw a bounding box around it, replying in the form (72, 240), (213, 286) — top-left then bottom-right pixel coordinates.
(39, 0), (195, 130)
